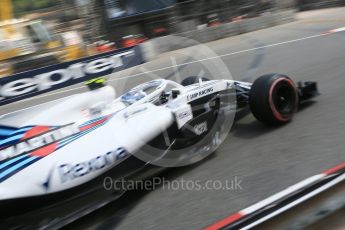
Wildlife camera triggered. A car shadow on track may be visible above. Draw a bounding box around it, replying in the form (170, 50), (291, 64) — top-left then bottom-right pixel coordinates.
(231, 101), (317, 139)
(231, 107), (279, 139)
(298, 100), (317, 112)
(64, 153), (218, 230)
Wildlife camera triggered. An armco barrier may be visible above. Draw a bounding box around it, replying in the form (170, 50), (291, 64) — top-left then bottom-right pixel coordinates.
(0, 46), (144, 106)
(140, 10), (295, 61)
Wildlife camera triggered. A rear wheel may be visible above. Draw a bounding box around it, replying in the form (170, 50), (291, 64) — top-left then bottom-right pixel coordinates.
(249, 74), (298, 125)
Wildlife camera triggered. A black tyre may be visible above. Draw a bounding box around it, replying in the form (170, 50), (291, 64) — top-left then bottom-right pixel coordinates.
(181, 76), (209, 86)
(249, 74), (298, 125)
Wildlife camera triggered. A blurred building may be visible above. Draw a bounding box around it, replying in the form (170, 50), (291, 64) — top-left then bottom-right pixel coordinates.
(93, 0), (175, 44)
(7, 0), (344, 48)
(60, 0), (344, 46)
(93, 0), (287, 44)
(295, 0), (345, 11)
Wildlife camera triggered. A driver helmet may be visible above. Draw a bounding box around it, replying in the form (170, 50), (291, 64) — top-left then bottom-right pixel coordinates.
(85, 77), (107, 90)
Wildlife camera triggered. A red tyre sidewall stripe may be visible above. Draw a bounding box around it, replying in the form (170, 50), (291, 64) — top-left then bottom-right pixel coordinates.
(268, 77), (298, 122)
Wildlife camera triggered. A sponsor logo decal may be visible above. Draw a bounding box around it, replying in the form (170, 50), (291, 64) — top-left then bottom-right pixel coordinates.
(186, 81), (217, 92)
(58, 147), (129, 183)
(0, 115), (112, 182)
(0, 52), (130, 100)
(42, 166), (55, 191)
(0, 48), (142, 105)
(0, 124), (79, 161)
(174, 104), (193, 129)
(178, 110), (192, 120)
(187, 87), (214, 101)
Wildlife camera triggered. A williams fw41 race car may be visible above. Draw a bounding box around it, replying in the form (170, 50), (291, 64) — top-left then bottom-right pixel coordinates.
(0, 74), (318, 227)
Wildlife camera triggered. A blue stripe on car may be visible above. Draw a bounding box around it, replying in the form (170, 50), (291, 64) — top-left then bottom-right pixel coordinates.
(0, 129), (15, 136)
(58, 124), (104, 148)
(0, 154), (28, 170)
(0, 126), (33, 137)
(79, 116), (106, 127)
(0, 134), (24, 146)
(0, 156), (38, 180)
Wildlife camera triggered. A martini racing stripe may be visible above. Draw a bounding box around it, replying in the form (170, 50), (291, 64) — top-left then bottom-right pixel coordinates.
(58, 115), (114, 147)
(0, 128), (16, 136)
(0, 126), (34, 148)
(0, 156), (39, 182)
(79, 116), (108, 127)
(0, 154), (28, 170)
(0, 126), (33, 137)
(0, 115), (113, 182)
(10, 127), (33, 134)
(79, 116), (111, 131)
(0, 118), (107, 182)
(0, 134), (25, 147)
(58, 123), (106, 148)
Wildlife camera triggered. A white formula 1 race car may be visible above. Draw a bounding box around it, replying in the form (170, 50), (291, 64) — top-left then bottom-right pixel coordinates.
(0, 74), (318, 227)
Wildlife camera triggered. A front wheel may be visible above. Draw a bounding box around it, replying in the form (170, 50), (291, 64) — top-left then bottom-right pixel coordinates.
(249, 74), (298, 125)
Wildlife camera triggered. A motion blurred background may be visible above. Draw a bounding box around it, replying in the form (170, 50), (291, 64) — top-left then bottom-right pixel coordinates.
(1, 1), (345, 229)
(0, 0), (344, 77)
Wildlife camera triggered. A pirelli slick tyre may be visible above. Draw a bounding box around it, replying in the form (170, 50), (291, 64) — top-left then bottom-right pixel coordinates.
(249, 74), (299, 125)
(181, 76), (210, 86)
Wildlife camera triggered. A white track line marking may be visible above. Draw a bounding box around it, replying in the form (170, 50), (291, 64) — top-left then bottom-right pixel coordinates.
(205, 160), (345, 230)
(241, 174), (324, 214)
(241, 173), (345, 230)
(4, 31), (337, 106)
(171, 56), (182, 83)
(108, 34), (327, 83)
(330, 27), (345, 33)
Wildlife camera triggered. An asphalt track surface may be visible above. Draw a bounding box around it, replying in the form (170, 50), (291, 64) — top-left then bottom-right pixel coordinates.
(2, 7), (345, 230)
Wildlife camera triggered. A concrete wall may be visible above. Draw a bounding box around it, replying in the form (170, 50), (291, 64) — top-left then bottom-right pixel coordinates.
(140, 10), (295, 61)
